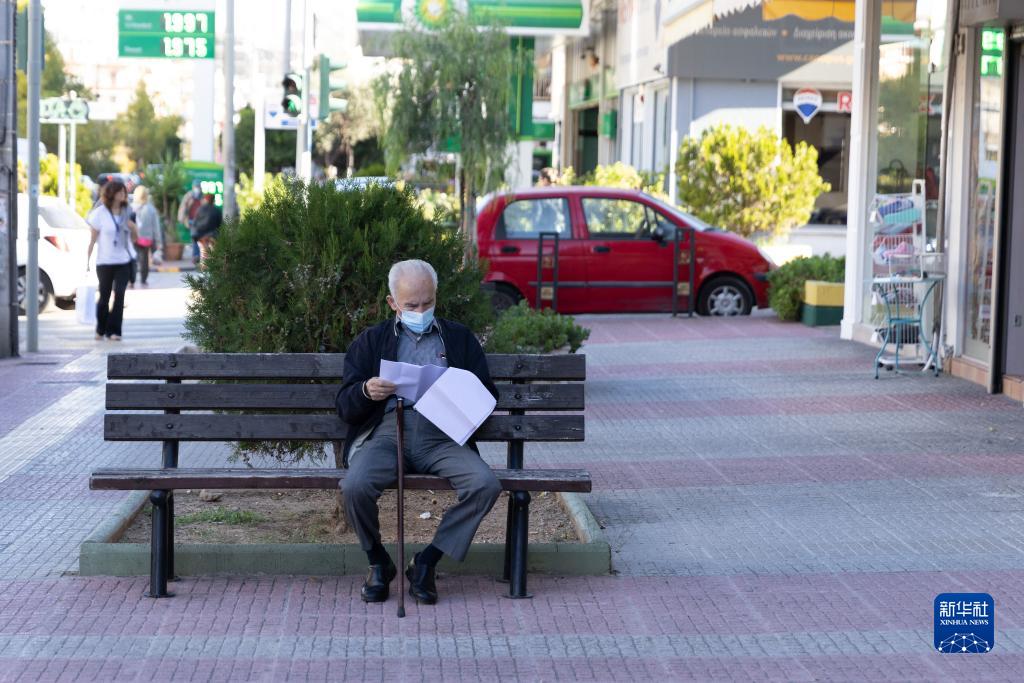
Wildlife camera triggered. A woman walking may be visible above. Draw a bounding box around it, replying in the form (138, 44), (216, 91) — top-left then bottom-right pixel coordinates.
(86, 181), (138, 341)
(132, 186), (162, 287)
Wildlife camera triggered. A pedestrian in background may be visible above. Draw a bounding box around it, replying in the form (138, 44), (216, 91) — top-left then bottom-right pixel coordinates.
(177, 180), (204, 265)
(132, 186), (161, 288)
(190, 193), (222, 264)
(86, 181), (137, 341)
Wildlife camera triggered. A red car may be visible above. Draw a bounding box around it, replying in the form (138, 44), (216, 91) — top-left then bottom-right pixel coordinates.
(477, 187), (774, 315)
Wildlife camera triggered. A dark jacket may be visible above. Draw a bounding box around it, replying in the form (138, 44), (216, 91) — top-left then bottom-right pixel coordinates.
(191, 203), (222, 239)
(335, 317), (498, 463)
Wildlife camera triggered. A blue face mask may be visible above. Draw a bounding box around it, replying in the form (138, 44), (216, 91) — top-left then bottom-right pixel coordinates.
(401, 307), (435, 334)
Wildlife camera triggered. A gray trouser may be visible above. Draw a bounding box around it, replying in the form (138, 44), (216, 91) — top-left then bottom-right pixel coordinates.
(342, 410), (501, 562)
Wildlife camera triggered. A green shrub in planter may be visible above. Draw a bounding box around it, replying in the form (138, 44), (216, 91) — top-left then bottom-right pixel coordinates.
(767, 253), (845, 322)
(484, 301), (590, 354)
(185, 179), (491, 354)
(184, 179), (492, 464)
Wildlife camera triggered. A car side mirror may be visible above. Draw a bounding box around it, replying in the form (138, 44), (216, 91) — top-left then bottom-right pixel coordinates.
(651, 224), (668, 242)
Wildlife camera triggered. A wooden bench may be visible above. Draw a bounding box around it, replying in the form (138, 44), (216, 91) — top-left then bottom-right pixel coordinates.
(90, 352), (589, 599)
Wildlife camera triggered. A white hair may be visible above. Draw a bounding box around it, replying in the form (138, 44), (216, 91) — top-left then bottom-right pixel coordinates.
(388, 259), (438, 298)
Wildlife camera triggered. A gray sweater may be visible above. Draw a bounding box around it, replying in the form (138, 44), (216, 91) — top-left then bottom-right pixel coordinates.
(134, 203), (162, 245)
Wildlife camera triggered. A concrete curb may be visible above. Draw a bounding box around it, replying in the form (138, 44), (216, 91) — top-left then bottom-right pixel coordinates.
(79, 492), (610, 577)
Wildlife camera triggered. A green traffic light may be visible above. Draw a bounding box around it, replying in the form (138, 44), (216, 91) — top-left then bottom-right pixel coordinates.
(282, 72), (303, 117)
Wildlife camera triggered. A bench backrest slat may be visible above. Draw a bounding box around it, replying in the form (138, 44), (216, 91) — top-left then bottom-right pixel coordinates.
(108, 352), (586, 381)
(106, 382), (584, 411)
(104, 414), (584, 442)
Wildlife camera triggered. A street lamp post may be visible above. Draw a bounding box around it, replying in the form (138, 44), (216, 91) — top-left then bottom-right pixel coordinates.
(25, 0), (41, 352)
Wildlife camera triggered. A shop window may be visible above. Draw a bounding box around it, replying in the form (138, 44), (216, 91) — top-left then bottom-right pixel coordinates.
(964, 28), (1004, 361)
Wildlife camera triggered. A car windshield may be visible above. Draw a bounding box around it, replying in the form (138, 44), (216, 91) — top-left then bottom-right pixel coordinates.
(39, 201), (90, 230)
(646, 196), (712, 231)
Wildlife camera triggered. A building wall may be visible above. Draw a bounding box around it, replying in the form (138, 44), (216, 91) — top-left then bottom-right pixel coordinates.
(669, 78), (779, 146)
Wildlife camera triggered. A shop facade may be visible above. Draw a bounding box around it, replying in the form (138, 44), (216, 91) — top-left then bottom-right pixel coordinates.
(841, 0), (1024, 401)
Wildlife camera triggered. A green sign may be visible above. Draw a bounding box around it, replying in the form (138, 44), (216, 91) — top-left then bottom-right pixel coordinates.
(176, 161), (224, 241)
(356, 0), (586, 36)
(981, 28), (1004, 78)
(118, 9), (215, 59)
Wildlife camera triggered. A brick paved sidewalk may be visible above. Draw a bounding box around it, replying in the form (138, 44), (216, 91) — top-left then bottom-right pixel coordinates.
(2, 312), (1023, 681)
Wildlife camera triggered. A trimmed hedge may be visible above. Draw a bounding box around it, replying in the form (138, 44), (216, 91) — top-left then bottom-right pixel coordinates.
(767, 254), (846, 321)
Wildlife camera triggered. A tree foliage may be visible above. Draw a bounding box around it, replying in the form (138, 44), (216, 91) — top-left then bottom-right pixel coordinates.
(375, 11), (513, 237)
(314, 83), (381, 176)
(116, 81), (183, 169)
(234, 106), (300, 177)
(558, 162), (668, 200)
(142, 154), (188, 243)
(675, 125), (830, 240)
(17, 154), (92, 215)
(184, 180), (492, 356)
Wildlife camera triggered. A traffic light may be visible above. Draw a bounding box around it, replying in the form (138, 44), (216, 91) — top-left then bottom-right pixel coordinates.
(317, 55), (348, 119)
(281, 72), (303, 116)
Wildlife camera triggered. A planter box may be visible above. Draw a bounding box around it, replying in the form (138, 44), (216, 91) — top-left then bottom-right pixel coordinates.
(80, 491), (610, 578)
(801, 280), (844, 326)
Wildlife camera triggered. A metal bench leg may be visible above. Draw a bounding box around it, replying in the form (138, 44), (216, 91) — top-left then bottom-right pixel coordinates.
(146, 490), (174, 598)
(502, 497), (514, 582)
(166, 492), (178, 581)
(505, 491), (532, 599)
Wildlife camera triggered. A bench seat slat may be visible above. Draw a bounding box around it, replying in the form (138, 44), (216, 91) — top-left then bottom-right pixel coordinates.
(106, 382), (585, 411)
(107, 353), (585, 381)
(90, 468), (592, 493)
(104, 414), (584, 442)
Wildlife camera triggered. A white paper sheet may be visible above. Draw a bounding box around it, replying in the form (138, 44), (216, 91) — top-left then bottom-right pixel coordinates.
(413, 367), (497, 446)
(379, 360), (447, 402)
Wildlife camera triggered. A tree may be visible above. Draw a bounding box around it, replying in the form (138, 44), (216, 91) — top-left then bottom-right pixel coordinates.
(17, 29), (90, 142)
(314, 83), (380, 177)
(116, 81), (183, 169)
(142, 153), (188, 244)
(17, 154), (93, 215)
(675, 125), (830, 240)
(376, 11), (513, 240)
(234, 105), (300, 177)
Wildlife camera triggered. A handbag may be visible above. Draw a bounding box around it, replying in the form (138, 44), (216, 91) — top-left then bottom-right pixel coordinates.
(75, 285), (97, 325)
(136, 237), (154, 248)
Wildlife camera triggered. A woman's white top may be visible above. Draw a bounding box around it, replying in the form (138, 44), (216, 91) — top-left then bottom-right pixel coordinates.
(87, 204), (136, 266)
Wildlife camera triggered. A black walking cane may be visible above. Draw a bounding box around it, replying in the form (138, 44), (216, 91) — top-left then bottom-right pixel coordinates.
(396, 397), (406, 618)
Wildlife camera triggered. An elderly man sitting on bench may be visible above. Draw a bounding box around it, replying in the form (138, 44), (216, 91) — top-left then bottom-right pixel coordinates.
(335, 259), (502, 605)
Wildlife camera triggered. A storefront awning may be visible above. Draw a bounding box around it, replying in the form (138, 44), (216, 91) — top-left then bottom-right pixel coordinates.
(666, 0), (917, 41)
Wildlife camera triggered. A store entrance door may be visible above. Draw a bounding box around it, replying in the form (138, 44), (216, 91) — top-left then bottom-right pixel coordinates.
(575, 107), (599, 175)
(783, 111), (850, 223)
(1001, 39), (1024, 379)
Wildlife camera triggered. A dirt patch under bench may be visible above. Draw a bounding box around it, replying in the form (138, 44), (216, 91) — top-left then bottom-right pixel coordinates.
(120, 489), (577, 545)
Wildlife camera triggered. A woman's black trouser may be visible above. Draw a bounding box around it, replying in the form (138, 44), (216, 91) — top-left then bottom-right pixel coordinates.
(96, 262), (131, 337)
(136, 245), (150, 284)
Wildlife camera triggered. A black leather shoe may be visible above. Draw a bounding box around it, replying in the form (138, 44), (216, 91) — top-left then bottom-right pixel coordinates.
(406, 557), (438, 605)
(360, 560), (397, 603)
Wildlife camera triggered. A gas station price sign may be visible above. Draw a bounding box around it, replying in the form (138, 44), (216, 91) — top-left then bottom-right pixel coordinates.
(118, 10), (215, 59)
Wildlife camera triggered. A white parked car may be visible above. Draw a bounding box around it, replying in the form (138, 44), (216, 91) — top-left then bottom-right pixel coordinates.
(15, 194), (92, 313)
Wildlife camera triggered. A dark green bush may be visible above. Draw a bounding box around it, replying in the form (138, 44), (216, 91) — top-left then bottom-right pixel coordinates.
(185, 179), (491, 353)
(184, 179), (492, 464)
(484, 301), (590, 354)
(354, 162), (387, 177)
(766, 254), (846, 321)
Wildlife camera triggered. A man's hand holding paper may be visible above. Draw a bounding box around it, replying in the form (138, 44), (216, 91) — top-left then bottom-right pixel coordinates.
(377, 360), (496, 445)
